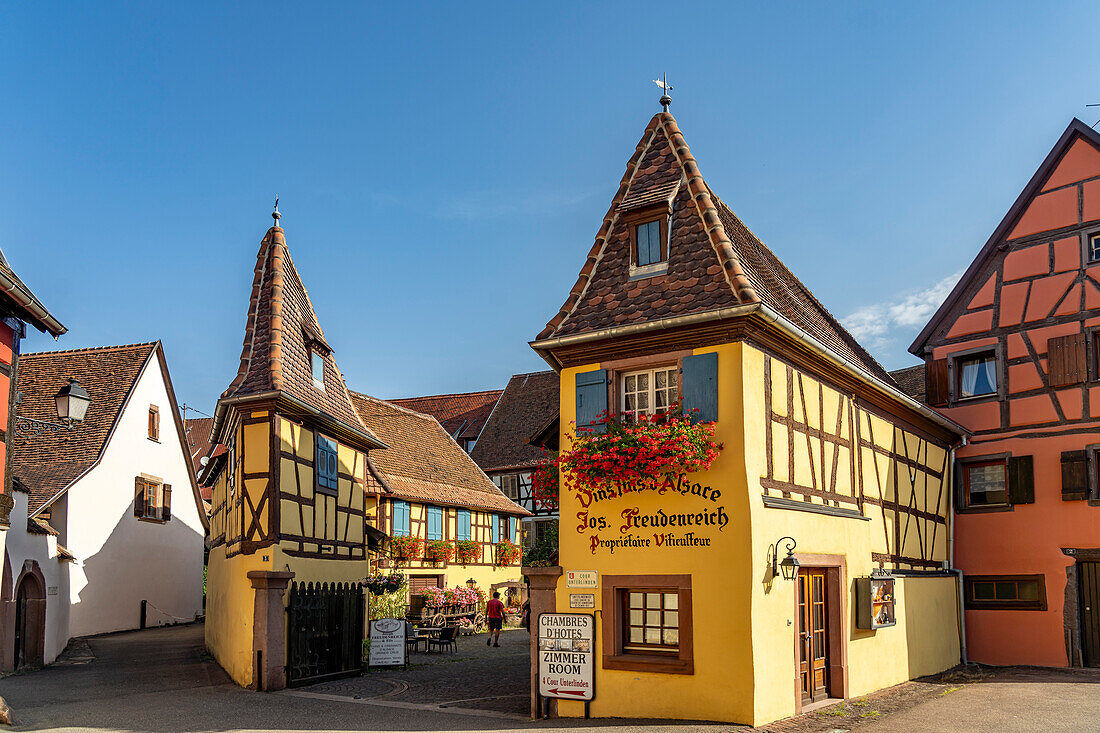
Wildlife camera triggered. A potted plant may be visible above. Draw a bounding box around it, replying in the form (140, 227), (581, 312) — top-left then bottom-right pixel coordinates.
(424, 539), (455, 565)
(494, 539), (522, 568)
(455, 540), (482, 565)
(364, 571), (405, 596)
(390, 535), (424, 566)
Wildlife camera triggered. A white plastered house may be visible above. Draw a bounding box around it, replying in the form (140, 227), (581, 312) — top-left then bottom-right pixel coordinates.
(4, 341), (207, 668)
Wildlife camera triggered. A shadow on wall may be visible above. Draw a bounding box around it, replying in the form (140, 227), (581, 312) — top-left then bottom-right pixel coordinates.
(72, 503), (205, 636)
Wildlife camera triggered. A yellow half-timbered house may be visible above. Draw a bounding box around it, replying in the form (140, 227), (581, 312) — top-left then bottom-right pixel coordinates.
(527, 103), (968, 726)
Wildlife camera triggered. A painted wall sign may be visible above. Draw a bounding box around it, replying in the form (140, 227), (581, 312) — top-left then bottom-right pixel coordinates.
(566, 570), (598, 588)
(538, 613), (594, 701)
(368, 618), (407, 667)
(569, 593), (595, 609)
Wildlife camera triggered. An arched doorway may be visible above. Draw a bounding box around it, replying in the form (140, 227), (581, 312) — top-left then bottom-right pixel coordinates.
(13, 564), (45, 669)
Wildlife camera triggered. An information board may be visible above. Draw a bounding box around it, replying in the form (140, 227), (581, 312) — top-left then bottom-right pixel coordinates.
(569, 593), (595, 608)
(538, 613), (594, 701)
(368, 618), (406, 667)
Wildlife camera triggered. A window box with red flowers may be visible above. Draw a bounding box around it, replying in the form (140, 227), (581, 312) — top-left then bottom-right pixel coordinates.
(495, 539), (522, 567)
(530, 454), (559, 511)
(455, 540), (482, 565)
(559, 408), (721, 496)
(424, 539), (455, 565)
(389, 535), (424, 566)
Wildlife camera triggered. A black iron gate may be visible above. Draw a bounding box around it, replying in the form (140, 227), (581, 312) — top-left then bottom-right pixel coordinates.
(286, 581), (365, 686)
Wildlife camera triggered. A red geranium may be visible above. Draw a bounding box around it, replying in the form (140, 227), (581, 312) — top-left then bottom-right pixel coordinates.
(530, 454), (559, 511)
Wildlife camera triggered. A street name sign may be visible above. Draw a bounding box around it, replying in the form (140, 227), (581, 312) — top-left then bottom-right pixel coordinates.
(565, 570), (598, 588)
(538, 613), (594, 701)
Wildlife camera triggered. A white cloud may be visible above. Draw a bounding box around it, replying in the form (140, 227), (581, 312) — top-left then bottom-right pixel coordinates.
(843, 270), (963, 351)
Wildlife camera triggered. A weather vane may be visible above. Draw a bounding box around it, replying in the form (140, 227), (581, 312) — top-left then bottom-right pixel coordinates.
(653, 74), (673, 112)
(272, 195), (281, 225)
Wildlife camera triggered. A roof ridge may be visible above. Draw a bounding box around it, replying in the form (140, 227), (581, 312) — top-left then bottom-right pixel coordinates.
(349, 389), (439, 422)
(390, 388), (504, 401)
(20, 341), (158, 358)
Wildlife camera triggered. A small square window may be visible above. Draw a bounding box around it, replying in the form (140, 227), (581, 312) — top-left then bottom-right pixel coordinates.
(148, 405), (160, 441)
(636, 220), (664, 267)
(1089, 233), (1100, 263)
(956, 352), (997, 399)
(964, 575), (1046, 610)
(311, 351), (325, 389)
(621, 367), (677, 419)
(964, 460), (1008, 507)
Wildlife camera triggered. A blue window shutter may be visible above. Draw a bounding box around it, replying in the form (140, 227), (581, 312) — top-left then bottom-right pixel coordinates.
(393, 501), (410, 536)
(316, 434), (338, 490)
(575, 369), (608, 433)
(682, 352), (719, 423)
(491, 514), (499, 544)
(458, 510), (471, 541)
(427, 507), (442, 540)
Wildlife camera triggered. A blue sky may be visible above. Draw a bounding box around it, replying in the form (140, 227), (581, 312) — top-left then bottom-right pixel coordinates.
(3, 3), (1100, 415)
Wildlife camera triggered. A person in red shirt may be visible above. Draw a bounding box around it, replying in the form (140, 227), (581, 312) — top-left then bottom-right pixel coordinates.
(486, 591), (505, 647)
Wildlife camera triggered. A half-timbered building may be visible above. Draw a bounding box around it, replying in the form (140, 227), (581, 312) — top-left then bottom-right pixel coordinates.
(470, 370), (559, 544)
(909, 118), (1100, 669)
(525, 102), (966, 726)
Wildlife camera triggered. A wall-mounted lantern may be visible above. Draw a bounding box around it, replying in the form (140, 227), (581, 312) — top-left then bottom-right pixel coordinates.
(16, 378), (92, 437)
(466, 578), (477, 589)
(771, 536), (800, 580)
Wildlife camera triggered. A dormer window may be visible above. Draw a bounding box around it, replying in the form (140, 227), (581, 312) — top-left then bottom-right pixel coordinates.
(311, 350), (325, 390)
(636, 220), (664, 266)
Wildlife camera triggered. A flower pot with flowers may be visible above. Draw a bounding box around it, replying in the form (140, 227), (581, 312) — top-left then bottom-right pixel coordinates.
(494, 539), (522, 568)
(454, 540), (482, 566)
(365, 571), (405, 596)
(424, 540), (455, 566)
(530, 453), (559, 512)
(389, 535), (424, 566)
(558, 406), (721, 500)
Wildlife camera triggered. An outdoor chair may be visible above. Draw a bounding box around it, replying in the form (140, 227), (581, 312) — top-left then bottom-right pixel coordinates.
(405, 622), (426, 654)
(427, 625), (458, 654)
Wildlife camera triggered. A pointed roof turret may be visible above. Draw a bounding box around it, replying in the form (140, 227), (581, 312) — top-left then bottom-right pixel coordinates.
(534, 110), (890, 382)
(217, 211), (382, 448)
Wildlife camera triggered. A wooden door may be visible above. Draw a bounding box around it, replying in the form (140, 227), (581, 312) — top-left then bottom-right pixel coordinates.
(798, 570), (829, 702)
(1081, 562), (1100, 667)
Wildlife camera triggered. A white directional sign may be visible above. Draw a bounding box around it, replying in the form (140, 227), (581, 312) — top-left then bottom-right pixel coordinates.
(538, 613), (595, 701)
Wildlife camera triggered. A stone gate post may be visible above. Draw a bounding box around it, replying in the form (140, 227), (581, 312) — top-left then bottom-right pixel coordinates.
(247, 570), (294, 691)
(523, 565), (562, 719)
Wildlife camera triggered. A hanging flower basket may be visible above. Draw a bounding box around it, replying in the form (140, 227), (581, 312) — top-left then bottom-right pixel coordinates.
(559, 407), (721, 494)
(365, 572), (405, 596)
(424, 540), (455, 564)
(390, 535), (424, 566)
(530, 454), (559, 511)
(494, 539), (522, 567)
(455, 540), (482, 565)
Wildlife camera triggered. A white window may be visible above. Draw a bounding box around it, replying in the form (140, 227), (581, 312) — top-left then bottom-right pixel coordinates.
(311, 351), (325, 390)
(621, 367), (678, 418)
(500, 474), (519, 500)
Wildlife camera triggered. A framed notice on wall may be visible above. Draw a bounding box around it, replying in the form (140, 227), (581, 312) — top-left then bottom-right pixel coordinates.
(538, 613), (595, 701)
(368, 618), (407, 667)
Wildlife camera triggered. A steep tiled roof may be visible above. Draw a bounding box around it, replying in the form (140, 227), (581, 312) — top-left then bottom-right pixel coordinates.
(0, 247), (65, 337)
(889, 365), (926, 403)
(222, 225), (369, 433)
(185, 417), (214, 502)
(470, 371), (559, 472)
(12, 343), (157, 511)
(389, 389), (502, 441)
(535, 111), (891, 383)
(350, 391), (529, 516)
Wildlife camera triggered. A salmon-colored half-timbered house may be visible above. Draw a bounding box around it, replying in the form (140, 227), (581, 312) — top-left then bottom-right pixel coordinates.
(910, 118), (1100, 668)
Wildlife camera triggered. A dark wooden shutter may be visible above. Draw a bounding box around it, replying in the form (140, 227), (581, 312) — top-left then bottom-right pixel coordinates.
(682, 352), (719, 423)
(134, 477), (145, 517)
(575, 369), (608, 432)
(1007, 456), (1034, 505)
(1048, 333), (1087, 387)
(926, 359), (949, 407)
(953, 460), (965, 509)
(162, 484), (172, 521)
(1061, 450), (1088, 500)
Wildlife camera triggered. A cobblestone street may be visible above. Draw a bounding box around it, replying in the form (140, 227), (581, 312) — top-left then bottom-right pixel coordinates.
(299, 626), (531, 716)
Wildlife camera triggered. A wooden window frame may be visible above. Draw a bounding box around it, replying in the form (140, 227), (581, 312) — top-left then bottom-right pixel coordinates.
(601, 350), (693, 423)
(1079, 229), (1100, 266)
(601, 574), (693, 675)
(622, 205), (671, 279)
(958, 454), (1010, 510)
(148, 405), (160, 442)
(964, 574), (1047, 611)
(136, 475), (170, 524)
(948, 345), (1001, 404)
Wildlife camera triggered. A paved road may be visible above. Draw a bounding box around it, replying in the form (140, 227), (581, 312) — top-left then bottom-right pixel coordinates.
(0, 623), (730, 733)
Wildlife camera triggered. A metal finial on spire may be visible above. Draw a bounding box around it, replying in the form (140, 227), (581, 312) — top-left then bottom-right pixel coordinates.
(653, 74), (673, 112)
(272, 195), (281, 226)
